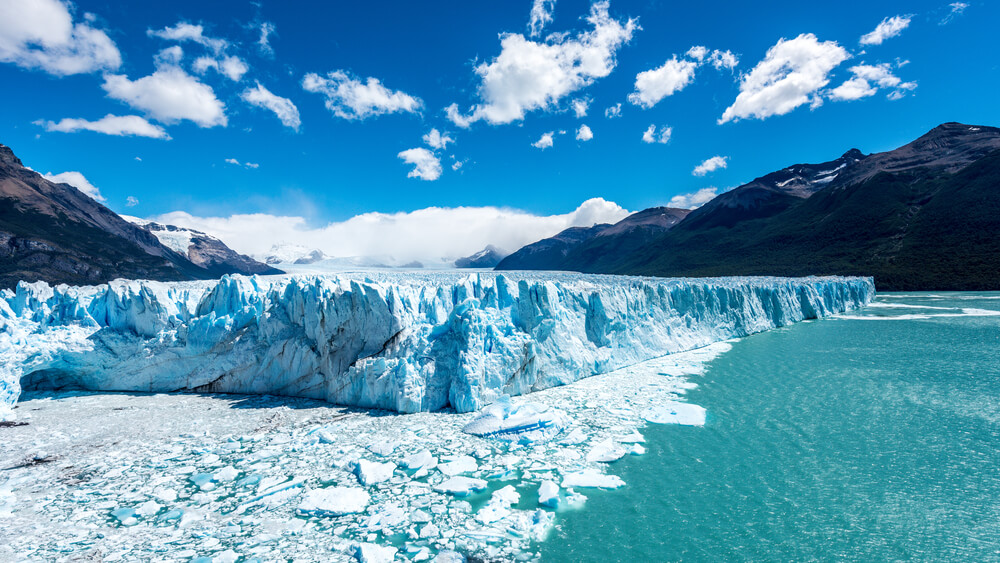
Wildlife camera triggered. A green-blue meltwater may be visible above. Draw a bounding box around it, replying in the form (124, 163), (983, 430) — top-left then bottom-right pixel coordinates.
(540, 293), (1000, 562)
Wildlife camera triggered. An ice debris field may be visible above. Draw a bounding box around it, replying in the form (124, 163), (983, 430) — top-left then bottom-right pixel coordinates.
(0, 272), (873, 561)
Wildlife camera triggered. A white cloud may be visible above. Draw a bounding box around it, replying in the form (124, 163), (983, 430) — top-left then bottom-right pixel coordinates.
(303, 70), (422, 120)
(571, 97), (589, 117)
(628, 57), (698, 108)
(668, 187), (718, 209)
(532, 131), (555, 149)
(641, 124), (671, 144)
(241, 82), (301, 130)
(686, 45), (708, 61)
(42, 170), (105, 202)
(154, 45), (183, 66)
(423, 128), (454, 150)
(709, 49), (739, 70)
(860, 15), (911, 45)
(576, 124), (593, 141)
(35, 114), (170, 139)
(829, 63), (916, 101)
(941, 2), (968, 25)
(102, 65), (227, 127)
(452, 159), (466, 171)
(718, 33), (849, 124)
(692, 155), (728, 176)
(604, 103), (622, 118)
(224, 158), (258, 169)
(193, 55), (248, 81)
(258, 22), (275, 54)
(446, 1), (637, 127)
(147, 22), (227, 53)
(150, 197), (631, 263)
(528, 0), (556, 37)
(398, 147), (442, 180)
(126, 196), (138, 207)
(0, 0), (121, 76)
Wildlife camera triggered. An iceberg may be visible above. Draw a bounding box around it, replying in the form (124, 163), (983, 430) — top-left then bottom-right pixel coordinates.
(297, 487), (370, 516)
(0, 272), (874, 419)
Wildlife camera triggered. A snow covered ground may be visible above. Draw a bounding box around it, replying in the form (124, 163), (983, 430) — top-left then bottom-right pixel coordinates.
(0, 343), (730, 562)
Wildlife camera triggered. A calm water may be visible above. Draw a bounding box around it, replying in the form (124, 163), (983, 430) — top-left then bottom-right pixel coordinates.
(540, 293), (1000, 562)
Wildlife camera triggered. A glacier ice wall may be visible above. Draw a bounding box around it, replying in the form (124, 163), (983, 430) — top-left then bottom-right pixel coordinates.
(0, 273), (874, 418)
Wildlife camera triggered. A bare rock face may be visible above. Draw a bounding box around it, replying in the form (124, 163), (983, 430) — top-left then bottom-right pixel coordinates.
(125, 218), (281, 277)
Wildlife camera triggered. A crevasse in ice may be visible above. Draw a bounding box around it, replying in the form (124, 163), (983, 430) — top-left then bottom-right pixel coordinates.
(0, 272), (874, 419)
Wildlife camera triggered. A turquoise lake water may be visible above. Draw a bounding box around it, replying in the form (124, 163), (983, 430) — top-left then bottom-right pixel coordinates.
(540, 293), (1000, 562)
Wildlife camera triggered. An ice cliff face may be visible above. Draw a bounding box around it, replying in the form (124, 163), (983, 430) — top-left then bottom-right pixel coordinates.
(0, 273), (874, 419)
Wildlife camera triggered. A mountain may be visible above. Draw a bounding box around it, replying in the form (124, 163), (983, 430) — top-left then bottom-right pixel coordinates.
(455, 245), (509, 268)
(124, 217), (280, 277)
(551, 123), (1000, 291)
(258, 243), (328, 265)
(495, 207), (690, 271)
(0, 143), (277, 289)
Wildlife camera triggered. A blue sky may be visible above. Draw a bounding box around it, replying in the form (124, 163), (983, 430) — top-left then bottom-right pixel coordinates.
(1, 0), (997, 260)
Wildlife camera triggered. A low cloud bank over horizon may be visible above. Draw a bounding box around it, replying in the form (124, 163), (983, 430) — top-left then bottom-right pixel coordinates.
(152, 198), (631, 264)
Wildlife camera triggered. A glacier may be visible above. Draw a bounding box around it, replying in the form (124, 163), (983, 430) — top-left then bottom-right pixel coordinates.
(0, 272), (874, 420)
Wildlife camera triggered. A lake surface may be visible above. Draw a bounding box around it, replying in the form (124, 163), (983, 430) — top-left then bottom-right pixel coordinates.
(541, 293), (1000, 562)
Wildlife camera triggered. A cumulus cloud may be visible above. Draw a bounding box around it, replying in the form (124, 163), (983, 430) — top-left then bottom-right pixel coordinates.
(604, 103), (622, 118)
(102, 65), (227, 127)
(641, 124), (671, 144)
(668, 187), (718, 209)
(423, 128), (454, 150)
(34, 114), (170, 139)
(532, 131), (555, 149)
(446, 1), (637, 127)
(303, 70), (422, 120)
(528, 0), (556, 37)
(692, 155), (728, 176)
(241, 82), (301, 130)
(398, 147), (442, 180)
(709, 49), (739, 70)
(629, 57), (698, 108)
(571, 97), (589, 118)
(941, 2), (968, 25)
(154, 45), (183, 66)
(829, 63), (916, 101)
(42, 170), (105, 202)
(126, 196), (139, 207)
(147, 22), (227, 53)
(151, 197), (631, 263)
(860, 15), (911, 45)
(0, 0), (121, 75)
(576, 124), (593, 141)
(629, 47), (740, 109)
(193, 55), (248, 81)
(718, 33), (849, 124)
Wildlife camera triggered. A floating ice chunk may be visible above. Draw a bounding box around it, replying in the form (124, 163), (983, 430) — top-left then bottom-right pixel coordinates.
(538, 480), (559, 508)
(401, 450), (437, 471)
(642, 402), (706, 426)
(297, 487), (370, 516)
(476, 485), (520, 524)
(367, 441), (398, 457)
(493, 484), (520, 505)
(214, 466), (239, 482)
(214, 550), (240, 563)
(559, 428), (587, 445)
(628, 444), (646, 455)
(152, 487), (178, 502)
(354, 543), (397, 563)
(433, 476), (488, 496)
(438, 455), (477, 476)
(419, 522), (440, 538)
(136, 500), (162, 517)
(617, 430), (645, 443)
(463, 396), (568, 443)
(350, 459), (397, 486)
(586, 439), (629, 463)
(190, 473), (216, 491)
(561, 469), (625, 489)
(433, 551), (466, 563)
(111, 507), (138, 526)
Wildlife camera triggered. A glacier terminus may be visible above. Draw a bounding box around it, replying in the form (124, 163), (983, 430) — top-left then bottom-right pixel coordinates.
(0, 272), (874, 421)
